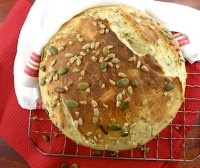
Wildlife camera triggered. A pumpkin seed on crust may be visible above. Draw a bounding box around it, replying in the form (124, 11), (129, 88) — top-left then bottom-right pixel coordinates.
(103, 47), (110, 56)
(116, 78), (129, 88)
(65, 99), (79, 108)
(77, 82), (89, 90)
(131, 79), (140, 88)
(39, 66), (46, 72)
(164, 84), (174, 91)
(108, 124), (122, 131)
(119, 101), (129, 111)
(101, 61), (108, 70)
(50, 46), (58, 55)
(58, 67), (69, 75)
(40, 77), (46, 86)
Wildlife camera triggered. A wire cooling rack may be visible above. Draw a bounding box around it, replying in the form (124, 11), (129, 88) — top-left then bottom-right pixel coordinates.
(28, 72), (200, 162)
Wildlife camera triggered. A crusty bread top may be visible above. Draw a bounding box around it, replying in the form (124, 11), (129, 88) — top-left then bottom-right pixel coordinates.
(39, 6), (186, 151)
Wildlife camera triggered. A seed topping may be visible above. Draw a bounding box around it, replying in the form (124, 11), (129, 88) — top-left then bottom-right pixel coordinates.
(65, 99), (79, 108)
(77, 82), (89, 90)
(68, 41), (73, 45)
(39, 66), (46, 72)
(116, 78), (129, 88)
(118, 72), (127, 78)
(103, 47), (110, 56)
(142, 99), (148, 106)
(111, 58), (120, 64)
(108, 62), (113, 67)
(82, 44), (90, 50)
(53, 73), (59, 81)
(80, 69), (86, 77)
(108, 124), (122, 131)
(40, 77), (46, 86)
(127, 86), (133, 95)
(50, 46), (58, 55)
(54, 87), (65, 93)
(101, 84), (106, 89)
(74, 120), (78, 128)
(92, 56), (98, 62)
(76, 34), (81, 39)
(141, 65), (149, 73)
(87, 131), (93, 136)
(105, 29), (110, 33)
(137, 60), (142, 68)
(131, 79), (140, 88)
(75, 111), (80, 116)
(72, 68), (80, 73)
(95, 42), (100, 49)
(164, 84), (174, 91)
(103, 104), (108, 109)
(128, 57), (136, 62)
(135, 18), (142, 24)
(94, 108), (100, 116)
(116, 101), (121, 108)
(116, 93), (122, 101)
(163, 92), (168, 96)
(101, 61), (108, 70)
(78, 118), (83, 125)
(107, 54), (115, 58)
(109, 79), (116, 86)
(98, 56), (103, 63)
(79, 51), (86, 56)
(93, 22), (97, 26)
(58, 67), (69, 75)
(79, 100), (87, 105)
(42, 134), (50, 142)
(93, 117), (98, 124)
(91, 100), (98, 108)
(119, 101), (129, 111)
(166, 33), (175, 40)
(86, 87), (91, 93)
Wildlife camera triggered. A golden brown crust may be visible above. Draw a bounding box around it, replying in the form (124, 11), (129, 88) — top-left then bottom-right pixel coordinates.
(39, 6), (186, 151)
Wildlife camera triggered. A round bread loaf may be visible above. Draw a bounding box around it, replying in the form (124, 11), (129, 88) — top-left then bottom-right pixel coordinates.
(39, 6), (186, 151)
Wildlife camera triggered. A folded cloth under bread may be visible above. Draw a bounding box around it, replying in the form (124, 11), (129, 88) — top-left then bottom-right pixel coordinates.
(14, 0), (200, 110)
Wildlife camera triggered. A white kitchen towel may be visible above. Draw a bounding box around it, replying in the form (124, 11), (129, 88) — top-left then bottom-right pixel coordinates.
(145, 1), (200, 63)
(14, 0), (200, 110)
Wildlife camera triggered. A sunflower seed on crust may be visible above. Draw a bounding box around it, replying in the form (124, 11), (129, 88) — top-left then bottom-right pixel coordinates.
(137, 61), (142, 68)
(92, 100), (98, 108)
(118, 72), (127, 78)
(109, 79), (116, 85)
(141, 65), (149, 73)
(128, 57), (136, 62)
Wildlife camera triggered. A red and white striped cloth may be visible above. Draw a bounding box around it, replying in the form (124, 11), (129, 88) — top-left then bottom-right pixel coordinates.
(24, 52), (41, 77)
(24, 52), (44, 109)
(172, 32), (190, 47)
